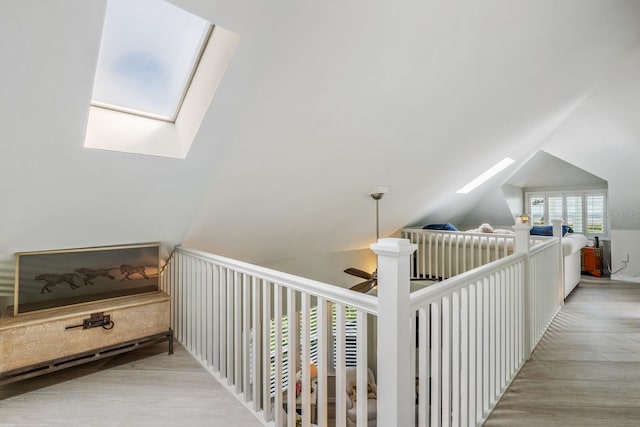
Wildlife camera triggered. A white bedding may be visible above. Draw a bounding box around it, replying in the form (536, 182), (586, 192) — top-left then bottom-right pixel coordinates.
(562, 233), (588, 256)
(561, 233), (588, 298)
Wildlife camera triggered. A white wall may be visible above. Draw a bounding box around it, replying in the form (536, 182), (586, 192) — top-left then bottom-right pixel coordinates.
(457, 187), (517, 229)
(541, 47), (640, 280)
(610, 230), (640, 282)
(261, 248), (376, 290)
(2, 1), (640, 296)
(508, 151), (608, 191)
(180, 0), (640, 264)
(0, 2), (221, 295)
(501, 183), (525, 220)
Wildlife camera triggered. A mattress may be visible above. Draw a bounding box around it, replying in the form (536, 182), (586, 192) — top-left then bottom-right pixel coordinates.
(562, 233), (588, 256)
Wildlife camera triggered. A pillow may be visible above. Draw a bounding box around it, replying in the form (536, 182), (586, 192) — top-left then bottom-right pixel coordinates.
(423, 223), (458, 231)
(529, 225), (574, 236)
(348, 380), (377, 401)
(479, 223), (494, 233)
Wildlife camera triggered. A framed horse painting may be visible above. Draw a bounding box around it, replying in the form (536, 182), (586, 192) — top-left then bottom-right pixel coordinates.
(14, 243), (160, 315)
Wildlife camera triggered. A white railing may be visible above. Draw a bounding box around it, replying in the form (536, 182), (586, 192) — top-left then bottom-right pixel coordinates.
(402, 225), (562, 426)
(409, 254), (526, 426)
(160, 246), (377, 427)
(160, 224), (563, 427)
(527, 238), (562, 350)
(400, 228), (550, 280)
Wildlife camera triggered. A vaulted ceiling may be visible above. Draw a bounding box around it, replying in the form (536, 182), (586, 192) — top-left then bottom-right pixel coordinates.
(2, 1), (640, 294)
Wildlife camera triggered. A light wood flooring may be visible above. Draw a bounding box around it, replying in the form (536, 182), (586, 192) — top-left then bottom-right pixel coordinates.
(0, 342), (263, 427)
(485, 277), (640, 427)
(4, 277), (639, 426)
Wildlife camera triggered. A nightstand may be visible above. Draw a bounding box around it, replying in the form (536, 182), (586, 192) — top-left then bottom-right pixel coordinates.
(581, 247), (603, 277)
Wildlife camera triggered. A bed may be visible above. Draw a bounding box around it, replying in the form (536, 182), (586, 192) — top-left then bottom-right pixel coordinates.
(562, 233), (588, 297)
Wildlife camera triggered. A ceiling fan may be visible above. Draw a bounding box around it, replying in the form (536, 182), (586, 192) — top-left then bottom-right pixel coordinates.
(344, 188), (387, 293)
(344, 267), (377, 293)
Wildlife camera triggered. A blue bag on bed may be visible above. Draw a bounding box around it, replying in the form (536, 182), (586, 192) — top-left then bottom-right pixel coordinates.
(423, 223), (458, 231)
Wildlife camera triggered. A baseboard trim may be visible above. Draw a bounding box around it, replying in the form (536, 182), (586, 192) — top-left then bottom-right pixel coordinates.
(611, 274), (640, 283)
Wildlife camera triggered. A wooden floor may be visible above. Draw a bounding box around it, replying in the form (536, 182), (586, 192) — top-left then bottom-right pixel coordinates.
(485, 277), (640, 427)
(4, 277), (639, 426)
(0, 343), (263, 427)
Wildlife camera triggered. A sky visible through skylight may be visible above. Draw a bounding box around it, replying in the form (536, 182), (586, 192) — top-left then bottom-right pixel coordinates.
(92, 0), (211, 121)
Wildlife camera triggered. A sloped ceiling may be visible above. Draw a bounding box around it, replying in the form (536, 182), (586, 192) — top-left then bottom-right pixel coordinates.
(181, 0), (640, 261)
(451, 150), (610, 229)
(508, 151), (608, 190)
(540, 45), (640, 230)
(1, 0), (640, 290)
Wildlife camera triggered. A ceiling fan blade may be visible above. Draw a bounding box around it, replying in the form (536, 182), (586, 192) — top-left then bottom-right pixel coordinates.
(344, 268), (374, 280)
(350, 279), (376, 294)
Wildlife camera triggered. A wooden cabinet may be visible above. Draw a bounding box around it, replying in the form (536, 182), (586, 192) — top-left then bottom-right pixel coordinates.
(581, 247), (603, 277)
(0, 292), (171, 383)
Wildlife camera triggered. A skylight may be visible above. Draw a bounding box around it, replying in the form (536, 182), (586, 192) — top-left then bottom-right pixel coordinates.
(456, 157), (515, 194)
(92, 0), (211, 121)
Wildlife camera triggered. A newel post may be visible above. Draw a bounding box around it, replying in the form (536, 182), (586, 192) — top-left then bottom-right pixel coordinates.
(551, 219), (565, 306)
(551, 219), (563, 239)
(513, 223), (532, 358)
(371, 238), (417, 427)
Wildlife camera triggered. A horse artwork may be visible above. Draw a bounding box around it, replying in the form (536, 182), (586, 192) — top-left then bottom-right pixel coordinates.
(15, 243), (160, 314)
(119, 265), (150, 281)
(35, 273), (81, 294)
(74, 267), (118, 286)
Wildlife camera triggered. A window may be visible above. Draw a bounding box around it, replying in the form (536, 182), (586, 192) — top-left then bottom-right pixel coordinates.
(530, 196), (545, 226)
(547, 196), (563, 227)
(85, 0), (239, 159)
(92, 0), (211, 121)
(526, 190), (607, 236)
(457, 157), (515, 194)
(260, 304), (359, 396)
(267, 309), (292, 396)
(266, 306), (321, 396)
(566, 195), (583, 232)
(586, 194), (606, 234)
(331, 305), (359, 369)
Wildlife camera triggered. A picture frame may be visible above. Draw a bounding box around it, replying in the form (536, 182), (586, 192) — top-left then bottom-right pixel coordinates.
(14, 243), (160, 316)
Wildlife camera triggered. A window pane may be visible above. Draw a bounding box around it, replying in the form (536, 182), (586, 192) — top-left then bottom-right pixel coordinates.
(92, 0), (210, 120)
(303, 307), (319, 366)
(587, 195), (606, 234)
(529, 196), (545, 226)
(332, 305), (358, 369)
(548, 196), (563, 224)
(268, 311), (290, 395)
(566, 195), (583, 233)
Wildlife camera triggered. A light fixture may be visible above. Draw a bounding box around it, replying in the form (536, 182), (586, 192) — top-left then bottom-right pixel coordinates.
(369, 185), (388, 240)
(343, 185), (388, 293)
(516, 213), (530, 224)
(456, 157), (515, 194)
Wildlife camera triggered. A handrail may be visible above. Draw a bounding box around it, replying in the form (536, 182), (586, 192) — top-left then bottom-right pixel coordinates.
(167, 234), (562, 427)
(176, 246), (379, 315)
(409, 252), (526, 311)
(401, 227), (554, 243)
(159, 245), (178, 275)
(401, 227), (516, 239)
(529, 236), (559, 255)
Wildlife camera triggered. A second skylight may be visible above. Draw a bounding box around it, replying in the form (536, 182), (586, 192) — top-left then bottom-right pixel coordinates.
(456, 157), (515, 194)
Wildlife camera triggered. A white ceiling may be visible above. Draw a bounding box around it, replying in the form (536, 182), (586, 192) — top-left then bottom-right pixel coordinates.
(507, 151), (608, 190)
(1, 0), (640, 286)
